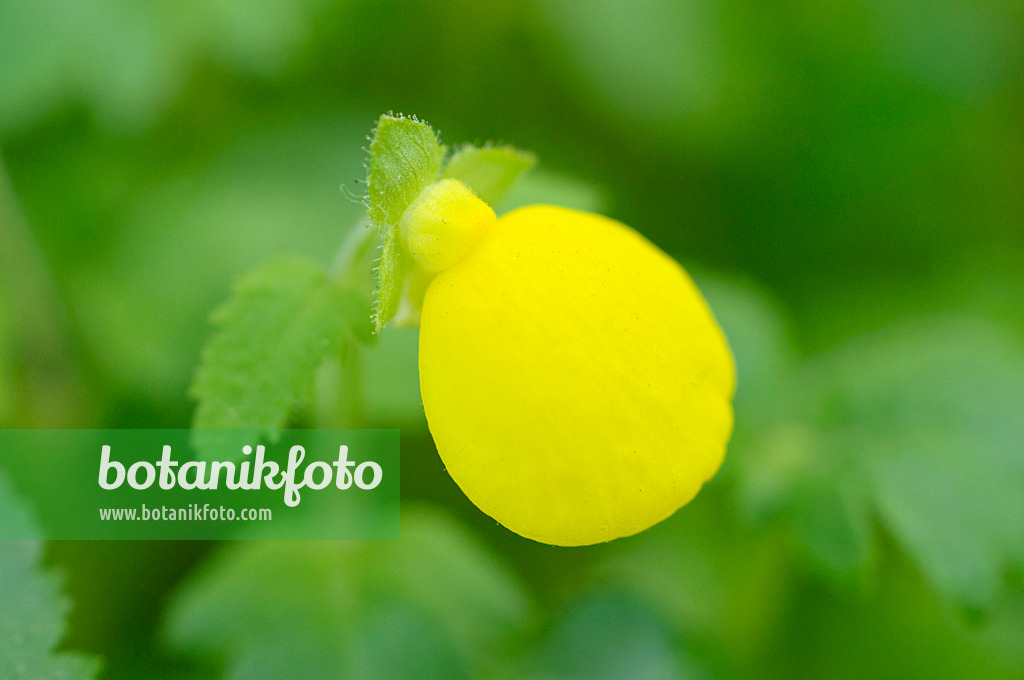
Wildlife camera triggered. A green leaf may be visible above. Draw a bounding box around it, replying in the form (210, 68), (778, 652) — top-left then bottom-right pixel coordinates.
(0, 0), (334, 134)
(0, 471), (99, 680)
(164, 507), (532, 679)
(0, 293), (11, 423)
(360, 326), (425, 426)
(366, 114), (445, 227)
(736, 424), (876, 583)
(695, 274), (799, 432)
(365, 114), (445, 331)
(373, 223), (410, 332)
(694, 277), (877, 580)
(526, 591), (706, 680)
(594, 498), (790, 664)
(441, 145), (536, 206)
(765, 319), (1024, 610)
(63, 115), (371, 405)
(822, 320), (1024, 613)
(496, 169), (606, 215)
(788, 457), (874, 582)
(191, 255), (367, 455)
(727, 305), (1024, 610)
(535, 0), (729, 132)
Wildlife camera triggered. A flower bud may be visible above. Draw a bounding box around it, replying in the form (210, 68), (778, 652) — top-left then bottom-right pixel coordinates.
(399, 178), (496, 274)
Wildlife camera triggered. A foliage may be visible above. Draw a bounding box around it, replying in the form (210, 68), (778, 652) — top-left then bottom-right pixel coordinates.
(707, 276), (1024, 612)
(0, 472), (99, 680)
(441, 146), (537, 206)
(164, 508), (531, 680)
(190, 255), (368, 454)
(791, 320), (1024, 612)
(0, 294), (11, 424)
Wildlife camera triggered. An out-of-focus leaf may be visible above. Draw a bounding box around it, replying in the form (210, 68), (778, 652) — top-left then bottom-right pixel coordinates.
(695, 275), (798, 431)
(787, 455), (874, 582)
(360, 326), (425, 427)
(693, 276), (873, 580)
(536, 0), (724, 125)
(863, 0), (1023, 99)
(735, 423), (876, 583)
(0, 294), (11, 423)
(0, 0), (175, 133)
(738, 317), (1024, 610)
(977, 588), (1024, 665)
(594, 498), (790, 668)
(496, 169), (606, 215)
(525, 590), (709, 680)
(534, 0), (775, 148)
(365, 114), (445, 331)
(806, 320), (1024, 613)
(182, 0), (337, 76)
(164, 507), (532, 679)
(0, 471), (99, 680)
(0, 0), (336, 134)
(191, 255), (368, 455)
(441, 145), (536, 206)
(63, 116), (369, 407)
(760, 532), (1024, 680)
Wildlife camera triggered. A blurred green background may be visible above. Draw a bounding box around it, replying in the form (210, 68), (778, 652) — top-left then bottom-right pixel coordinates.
(1, 0), (1023, 678)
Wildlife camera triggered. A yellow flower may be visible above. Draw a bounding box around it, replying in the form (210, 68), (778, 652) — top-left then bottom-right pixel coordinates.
(408, 180), (735, 546)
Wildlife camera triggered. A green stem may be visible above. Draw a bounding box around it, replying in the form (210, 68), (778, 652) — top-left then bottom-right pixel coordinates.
(0, 153), (90, 426)
(329, 221), (378, 289)
(338, 341), (365, 428)
(317, 223), (377, 429)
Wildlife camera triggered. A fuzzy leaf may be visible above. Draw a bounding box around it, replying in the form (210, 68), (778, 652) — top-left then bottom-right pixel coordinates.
(365, 114), (445, 331)
(0, 471), (99, 680)
(365, 114), (445, 228)
(191, 255), (367, 455)
(441, 145), (535, 206)
(373, 224), (409, 333)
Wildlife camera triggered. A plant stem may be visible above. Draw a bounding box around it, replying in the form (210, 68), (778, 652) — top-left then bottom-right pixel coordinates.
(338, 341), (365, 428)
(0, 153), (90, 426)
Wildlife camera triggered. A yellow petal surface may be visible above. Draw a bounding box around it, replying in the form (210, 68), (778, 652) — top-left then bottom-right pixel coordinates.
(419, 205), (735, 546)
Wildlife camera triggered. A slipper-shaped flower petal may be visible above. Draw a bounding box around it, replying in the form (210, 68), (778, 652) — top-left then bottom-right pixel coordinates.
(416, 198), (735, 546)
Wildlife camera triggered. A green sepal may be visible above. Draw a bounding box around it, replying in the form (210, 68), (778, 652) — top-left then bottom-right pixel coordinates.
(366, 114), (446, 227)
(442, 144), (536, 206)
(373, 224), (412, 332)
(365, 114), (445, 331)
